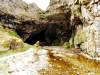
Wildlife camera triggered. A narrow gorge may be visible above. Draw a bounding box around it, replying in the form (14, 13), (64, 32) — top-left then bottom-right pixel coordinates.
(0, 0), (100, 75)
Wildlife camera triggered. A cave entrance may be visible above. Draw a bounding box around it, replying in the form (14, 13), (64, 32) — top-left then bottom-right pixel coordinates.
(25, 30), (46, 45)
(16, 26), (74, 46)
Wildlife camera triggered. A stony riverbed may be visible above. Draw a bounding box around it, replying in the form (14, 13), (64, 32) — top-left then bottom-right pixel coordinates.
(0, 46), (100, 75)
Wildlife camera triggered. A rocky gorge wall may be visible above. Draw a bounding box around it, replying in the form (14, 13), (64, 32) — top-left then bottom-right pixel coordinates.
(70, 0), (100, 57)
(45, 0), (100, 57)
(0, 0), (43, 51)
(0, 0), (100, 57)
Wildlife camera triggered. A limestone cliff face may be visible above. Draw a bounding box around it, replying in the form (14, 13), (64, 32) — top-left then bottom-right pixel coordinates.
(71, 0), (100, 57)
(44, 0), (73, 46)
(46, 0), (100, 57)
(0, 0), (44, 41)
(28, 2), (43, 14)
(0, 0), (40, 20)
(0, 0), (100, 57)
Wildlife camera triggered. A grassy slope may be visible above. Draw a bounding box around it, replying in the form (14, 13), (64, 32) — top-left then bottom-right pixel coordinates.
(0, 25), (31, 58)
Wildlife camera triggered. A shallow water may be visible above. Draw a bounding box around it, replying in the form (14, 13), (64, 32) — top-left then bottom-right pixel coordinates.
(39, 47), (100, 75)
(0, 47), (100, 75)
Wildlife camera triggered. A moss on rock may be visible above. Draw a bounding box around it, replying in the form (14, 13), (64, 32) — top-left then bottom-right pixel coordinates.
(0, 25), (24, 51)
(62, 42), (70, 48)
(75, 30), (87, 44)
(40, 13), (47, 19)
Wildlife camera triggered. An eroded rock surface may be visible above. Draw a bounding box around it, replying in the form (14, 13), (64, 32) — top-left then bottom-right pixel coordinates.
(0, 0), (43, 41)
(45, 0), (100, 57)
(0, 0), (100, 57)
(70, 0), (100, 57)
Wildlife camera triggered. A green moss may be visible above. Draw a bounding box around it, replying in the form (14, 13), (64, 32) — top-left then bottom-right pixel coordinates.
(2, 41), (10, 49)
(0, 25), (32, 57)
(62, 42), (70, 48)
(40, 13), (47, 19)
(0, 43), (31, 58)
(6, 29), (20, 38)
(0, 27), (23, 51)
(0, 25), (20, 38)
(10, 38), (24, 50)
(22, 3), (28, 10)
(24, 43), (31, 51)
(18, 1), (28, 10)
(75, 30), (87, 44)
(69, 38), (74, 48)
(57, 9), (63, 14)
(69, 32), (75, 48)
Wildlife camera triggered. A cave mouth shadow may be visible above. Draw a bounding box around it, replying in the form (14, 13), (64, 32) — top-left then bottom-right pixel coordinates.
(25, 30), (46, 46)
(16, 29), (74, 46)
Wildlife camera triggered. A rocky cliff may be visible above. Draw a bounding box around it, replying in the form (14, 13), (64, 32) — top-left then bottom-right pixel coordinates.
(0, 0), (42, 51)
(44, 0), (100, 57)
(71, 0), (100, 57)
(0, 0), (100, 74)
(0, 0), (100, 57)
(0, 0), (43, 41)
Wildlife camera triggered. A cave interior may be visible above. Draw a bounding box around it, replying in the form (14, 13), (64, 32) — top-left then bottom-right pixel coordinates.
(16, 28), (73, 46)
(25, 30), (46, 45)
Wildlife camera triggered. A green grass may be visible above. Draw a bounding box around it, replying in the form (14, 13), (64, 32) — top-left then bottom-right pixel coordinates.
(6, 29), (20, 38)
(0, 43), (31, 58)
(23, 43), (31, 51)
(40, 13), (47, 19)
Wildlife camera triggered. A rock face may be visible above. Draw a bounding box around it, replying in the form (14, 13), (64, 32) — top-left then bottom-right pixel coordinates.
(45, 0), (100, 57)
(70, 0), (100, 57)
(0, 0), (100, 57)
(0, 0), (43, 41)
(44, 0), (74, 46)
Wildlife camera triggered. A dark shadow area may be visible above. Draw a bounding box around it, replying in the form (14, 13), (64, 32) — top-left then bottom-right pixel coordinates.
(24, 26), (61, 46)
(25, 30), (46, 45)
(16, 25), (74, 46)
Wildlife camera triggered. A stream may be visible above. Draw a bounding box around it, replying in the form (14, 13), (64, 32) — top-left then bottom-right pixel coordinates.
(0, 46), (100, 75)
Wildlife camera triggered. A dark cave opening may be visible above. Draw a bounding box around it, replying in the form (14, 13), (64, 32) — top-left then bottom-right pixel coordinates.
(25, 30), (46, 45)
(23, 26), (61, 46)
(16, 27), (74, 46)
(16, 28), (60, 46)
